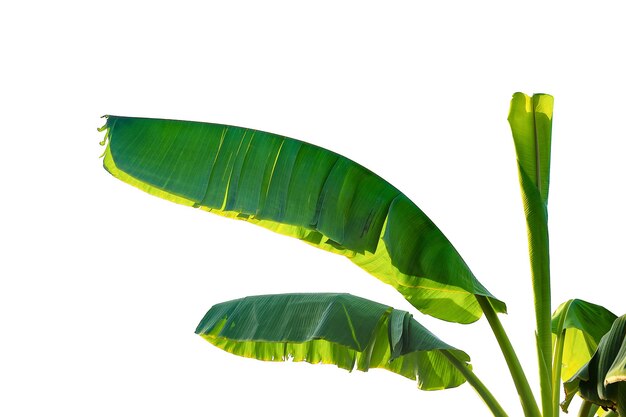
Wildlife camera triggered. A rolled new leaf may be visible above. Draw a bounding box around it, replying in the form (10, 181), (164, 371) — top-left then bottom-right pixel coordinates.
(552, 299), (617, 380)
(196, 293), (470, 390)
(508, 93), (553, 206)
(508, 93), (554, 417)
(563, 315), (626, 415)
(100, 116), (505, 323)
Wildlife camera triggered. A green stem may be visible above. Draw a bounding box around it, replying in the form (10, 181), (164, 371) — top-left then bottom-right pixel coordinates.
(477, 295), (541, 417)
(576, 400), (599, 417)
(552, 328), (566, 417)
(441, 350), (509, 417)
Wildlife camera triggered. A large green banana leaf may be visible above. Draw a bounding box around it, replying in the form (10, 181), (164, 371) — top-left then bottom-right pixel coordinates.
(563, 315), (626, 415)
(195, 293), (470, 390)
(552, 299), (617, 381)
(100, 116), (505, 323)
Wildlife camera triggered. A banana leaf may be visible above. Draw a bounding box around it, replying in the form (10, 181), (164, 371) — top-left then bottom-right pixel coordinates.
(508, 92), (554, 417)
(99, 115), (505, 323)
(563, 315), (626, 415)
(195, 293), (470, 390)
(552, 299), (617, 381)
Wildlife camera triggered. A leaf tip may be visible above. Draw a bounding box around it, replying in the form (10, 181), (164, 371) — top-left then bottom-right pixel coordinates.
(508, 92), (532, 122)
(508, 92), (554, 121)
(533, 94), (554, 120)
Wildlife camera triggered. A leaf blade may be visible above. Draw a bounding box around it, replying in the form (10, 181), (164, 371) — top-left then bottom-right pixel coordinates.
(552, 299), (618, 381)
(195, 293), (470, 390)
(563, 315), (626, 414)
(101, 115), (506, 323)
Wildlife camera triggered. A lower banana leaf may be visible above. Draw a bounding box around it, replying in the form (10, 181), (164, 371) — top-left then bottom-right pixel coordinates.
(195, 293), (470, 390)
(552, 299), (617, 381)
(100, 116), (505, 324)
(563, 315), (626, 415)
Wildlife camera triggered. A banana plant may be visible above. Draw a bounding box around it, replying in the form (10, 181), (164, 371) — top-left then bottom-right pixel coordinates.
(99, 93), (624, 416)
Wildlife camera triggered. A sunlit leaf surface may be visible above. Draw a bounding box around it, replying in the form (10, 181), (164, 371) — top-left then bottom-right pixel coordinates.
(563, 315), (626, 415)
(552, 299), (617, 380)
(100, 116), (505, 323)
(196, 293), (470, 390)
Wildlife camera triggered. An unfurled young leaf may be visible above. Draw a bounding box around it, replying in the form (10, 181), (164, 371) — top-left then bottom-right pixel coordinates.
(99, 116), (505, 323)
(563, 315), (626, 415)
(195, 293), (470, 390)
(552, 299), (617, 381)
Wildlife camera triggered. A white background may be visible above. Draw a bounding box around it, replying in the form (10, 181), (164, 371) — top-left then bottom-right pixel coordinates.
(2, 1), (625, 416)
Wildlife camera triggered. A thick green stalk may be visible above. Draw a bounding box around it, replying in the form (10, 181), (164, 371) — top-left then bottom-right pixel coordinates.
(441, 350), (509, 417)
(477, 295), (541, 417)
